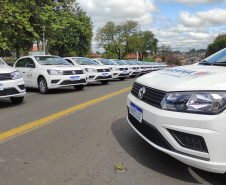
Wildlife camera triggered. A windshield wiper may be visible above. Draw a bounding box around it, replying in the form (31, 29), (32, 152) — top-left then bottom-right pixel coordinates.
(212, 62), (226, 66)
(199, 60), (211, 65)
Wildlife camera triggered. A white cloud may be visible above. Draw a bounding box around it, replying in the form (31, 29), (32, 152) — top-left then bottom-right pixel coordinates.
(178, 9), (226, 27)
(77, 0), (159, 27)
(162, 0), (225, 4)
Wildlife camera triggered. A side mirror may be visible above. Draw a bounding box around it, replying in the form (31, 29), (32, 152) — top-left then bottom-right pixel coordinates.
(7, 62), (14, 67)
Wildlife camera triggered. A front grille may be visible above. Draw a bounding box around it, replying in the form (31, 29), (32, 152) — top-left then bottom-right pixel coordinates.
(131, 82), (166, 108)
(0, 73), (11, 81)
(63, 70), (83, 75)
(60, 79), (86, 85)
(96, 75), (112, 80)
(0, 88), (19, 96)
(119, 68), (125, 71)
(133, 67), (139, 70)
(128, 111), (172, 150)
(118, 73), (127, 77)
(168, 129), (208, 153)
(97, 69), (111, 72)
(18, 84), (25, 90)
(132, 72), (139, 74)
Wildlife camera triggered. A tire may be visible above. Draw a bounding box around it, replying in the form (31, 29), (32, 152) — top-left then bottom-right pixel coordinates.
(10, 96), (24, 104)
(119, 77), (126, 81)
(130, 75), (136, 78)
(101, 80), (109, 85)
(38, 77), (49, 94)
(74, 85), (84, 90)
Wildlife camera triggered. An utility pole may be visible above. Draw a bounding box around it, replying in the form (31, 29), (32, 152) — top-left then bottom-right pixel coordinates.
(43, 32), (45, 55)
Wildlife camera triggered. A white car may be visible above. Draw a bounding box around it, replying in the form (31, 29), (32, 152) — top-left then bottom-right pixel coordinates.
(93, 58), (128, 81)
(121, 60), (141, 77)
(64, 57), (112, 85)
(110, 59), (137, 78)
(14, 55), (87, 94)
(127, 48), (226, 173)
(0, 58), (25, 103)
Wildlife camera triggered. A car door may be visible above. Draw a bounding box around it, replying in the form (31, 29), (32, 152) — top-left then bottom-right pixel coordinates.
(15, 58), (36, 87)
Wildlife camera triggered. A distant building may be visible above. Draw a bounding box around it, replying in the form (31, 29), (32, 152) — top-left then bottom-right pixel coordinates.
(29, 46), (50, 56)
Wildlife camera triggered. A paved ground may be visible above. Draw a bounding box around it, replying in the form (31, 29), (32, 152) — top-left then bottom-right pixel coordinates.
(0, 78), (226, 185)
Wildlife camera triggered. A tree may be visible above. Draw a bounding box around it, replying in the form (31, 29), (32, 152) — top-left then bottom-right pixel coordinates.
(0, 0), (38, 58)
(205, 34), (226, 57)
(95, 20), (140, 59)
(158, 44), (173, 63)
(135, 31), (158, 61)
(48, 6), (93, 57)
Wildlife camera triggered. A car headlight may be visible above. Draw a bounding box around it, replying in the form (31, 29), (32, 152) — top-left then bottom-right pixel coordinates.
(85, 68), (96, 72)
(82, 69), (86, 74)
(161, 92), (226, 114)
(47, 69), (63, 75)
(110, 67), (119, 71)
(11, 70), (22, 79)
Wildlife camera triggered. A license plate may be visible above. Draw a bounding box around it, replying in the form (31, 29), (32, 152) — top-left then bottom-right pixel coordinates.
(136, 70), (139, 72)
(129, 102), (143, 123)
(0, 84), (3, 91)
(70, 76), (80, 81)
(102, 73), (108, 77)
(123, 71), (127, 74)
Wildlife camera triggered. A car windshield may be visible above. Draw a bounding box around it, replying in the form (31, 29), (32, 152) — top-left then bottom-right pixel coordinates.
(98, 59), (116, 65)
(0, 58), (5, 65)
(124, 60), (135, 65)
(35, 56), (70, 65)
(113, 60), (127, 65)
(72, 58), (98, 65)
(200, 48), (226, 65)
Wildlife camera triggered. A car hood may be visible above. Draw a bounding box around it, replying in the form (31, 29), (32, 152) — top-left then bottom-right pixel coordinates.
(41, 65), (83, 70)
(0, 64), (15, 73)
(136, 65), (226, 91)
(75, 65), (110, 69)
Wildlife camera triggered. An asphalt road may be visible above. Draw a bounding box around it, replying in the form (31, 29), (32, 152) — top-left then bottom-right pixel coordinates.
(0, 78), (226, 185)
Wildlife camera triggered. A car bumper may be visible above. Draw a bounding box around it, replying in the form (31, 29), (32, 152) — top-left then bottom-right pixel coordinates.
(47, 74), (88, 89)
(112, 71), (129, 79)
(87, 72), (112, 82)
(127, 93), (226, 173)
(128, 70), (140, 76)
(0, 78), (26, 98)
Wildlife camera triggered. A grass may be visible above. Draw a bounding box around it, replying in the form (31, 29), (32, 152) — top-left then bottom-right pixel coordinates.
(115, 163), (127, 172)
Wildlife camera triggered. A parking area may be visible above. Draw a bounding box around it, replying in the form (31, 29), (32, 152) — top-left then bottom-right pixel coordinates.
(0, 78), (226, 185)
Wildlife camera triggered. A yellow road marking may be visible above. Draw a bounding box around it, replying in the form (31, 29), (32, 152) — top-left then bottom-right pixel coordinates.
(0, 86), (132, 144)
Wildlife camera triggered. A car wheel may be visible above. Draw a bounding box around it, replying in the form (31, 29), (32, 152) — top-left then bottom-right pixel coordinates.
(130, 75), (136, 78)
(119, 77), (126, 81)
(101, 80), (109, 85)
(38, 77), (49, 94)
(10, 97), (24, 104)
(74, 85), (84, 90)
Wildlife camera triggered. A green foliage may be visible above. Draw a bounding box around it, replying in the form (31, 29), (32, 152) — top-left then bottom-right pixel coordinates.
(136, 31), (158, 61)
(95, 20), (140, 59)
(0, 0), (37, 58)
(95, 21), (158, 60)
(0, 0), (93, 58)
(143, 58), (155, 62)
(205, 34), (226, 57)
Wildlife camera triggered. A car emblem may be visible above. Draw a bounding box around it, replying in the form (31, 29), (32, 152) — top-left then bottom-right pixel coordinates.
(103, 69), (105, 72)
(138, 86), (146, 100)
(72, 71), (76, 75)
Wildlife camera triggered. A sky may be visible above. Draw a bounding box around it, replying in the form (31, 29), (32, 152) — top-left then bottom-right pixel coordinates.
(76, 0), (226, 52)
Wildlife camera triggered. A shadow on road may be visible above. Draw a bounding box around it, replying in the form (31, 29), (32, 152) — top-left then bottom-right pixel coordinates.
(111, 117), (226, 184)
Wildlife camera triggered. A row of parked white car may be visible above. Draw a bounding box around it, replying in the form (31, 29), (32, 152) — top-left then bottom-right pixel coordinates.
(0, 55), (167, 104)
